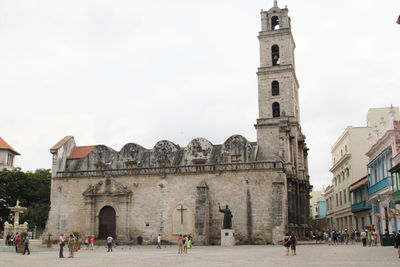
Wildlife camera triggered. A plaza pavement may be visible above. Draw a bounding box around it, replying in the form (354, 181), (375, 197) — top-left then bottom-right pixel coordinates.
(0, 242), (399, 267)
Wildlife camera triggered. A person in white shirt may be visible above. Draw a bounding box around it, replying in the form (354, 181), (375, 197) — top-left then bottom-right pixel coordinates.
(360, 230), (367, 247)
(59, 234), (65, 258)
(107, 235), (113, 252)
(157, 234), (161, 249)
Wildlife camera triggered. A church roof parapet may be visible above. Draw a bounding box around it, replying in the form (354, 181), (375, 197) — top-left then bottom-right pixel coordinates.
(56, 160), (282, 178)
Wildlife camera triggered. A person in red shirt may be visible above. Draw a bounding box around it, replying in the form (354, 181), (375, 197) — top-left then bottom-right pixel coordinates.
(177, 234), (183, 254)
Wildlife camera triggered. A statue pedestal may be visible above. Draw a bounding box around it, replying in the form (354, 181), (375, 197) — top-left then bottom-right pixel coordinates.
(221, 229), (235, 246)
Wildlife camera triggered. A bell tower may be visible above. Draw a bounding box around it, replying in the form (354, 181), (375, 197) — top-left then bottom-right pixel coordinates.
(255, 1), (300, 161)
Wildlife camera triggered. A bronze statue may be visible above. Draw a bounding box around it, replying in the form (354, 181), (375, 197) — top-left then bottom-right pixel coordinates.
(218, 203), (233, 229)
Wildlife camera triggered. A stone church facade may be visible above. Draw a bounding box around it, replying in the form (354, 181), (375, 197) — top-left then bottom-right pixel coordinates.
(45, 2), (311, 245)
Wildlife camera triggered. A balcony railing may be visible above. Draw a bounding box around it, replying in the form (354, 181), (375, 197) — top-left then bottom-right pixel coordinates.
(368, 177), (392, 195)
(351, 200), (371, 213)
(55, 161), (282, 178)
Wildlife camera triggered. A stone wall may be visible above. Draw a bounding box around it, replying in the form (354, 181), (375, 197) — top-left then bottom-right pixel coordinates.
(45, 168), (287, 245)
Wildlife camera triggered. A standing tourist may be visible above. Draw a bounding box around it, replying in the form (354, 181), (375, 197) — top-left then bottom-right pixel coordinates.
(59, 233), (65, 258)
(283, 233), (291, 256)
(67, 234), (76, 258)
(350, 230), (355, 245)
(394, 230), (400, 259)
(183, 235), (188, 254)
(14, 233), (20, 253)
(157, 234), (161, 249)
(290, 232), (297, 256)
(107, 235), (113, 252)
(89, 236), (94, 250)
(361, 229), (367, 247)
(178, 234), (183, 254)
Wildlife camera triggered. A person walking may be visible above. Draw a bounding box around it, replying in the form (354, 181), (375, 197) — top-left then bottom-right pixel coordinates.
(157, 234), (161, 249)
(290, 232), (297, 256)
(107, 235), (113, 252)
(67, 234), (76, 258)
(59, 233), (65, 258)
(22, 234), (30, 255)
(283, 233), (290, 256)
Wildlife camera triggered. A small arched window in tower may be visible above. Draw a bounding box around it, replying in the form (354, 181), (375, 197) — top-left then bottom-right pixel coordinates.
(271, 16), (279, 30)
(271, 80), (279, 96)
(272, 102), (280, 118)
(271, 45), (280, 66)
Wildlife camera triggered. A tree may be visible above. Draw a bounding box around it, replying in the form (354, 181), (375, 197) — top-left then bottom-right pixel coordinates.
(0, 168), (51, 230)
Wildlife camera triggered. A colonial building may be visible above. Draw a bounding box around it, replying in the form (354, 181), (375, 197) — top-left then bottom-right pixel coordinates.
(326, 107), (399, 231)
(366, 106), (400, 235)
(0, 137), (20, 170)
(310, 190), (325, 219)
(350, 175), (372, 230)
(45, 2), (311, 245)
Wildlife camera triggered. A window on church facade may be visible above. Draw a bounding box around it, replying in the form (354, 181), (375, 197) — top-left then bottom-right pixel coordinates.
(271, 45), (280, 66)
(231, 155), (242, 170)
(192, 159), (206, 172)
(271, 16), (279, 30)
(272, 102), (280, 117)
(271, 80), (279, 96)
(125, 161), (137, 175)
(95, 162), (105, 176)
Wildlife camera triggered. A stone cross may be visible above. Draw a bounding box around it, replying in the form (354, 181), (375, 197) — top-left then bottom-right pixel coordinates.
(176, 205), (187, 224)
(8, 200), (27, 227)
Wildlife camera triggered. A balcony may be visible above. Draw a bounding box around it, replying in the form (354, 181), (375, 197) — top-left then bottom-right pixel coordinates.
(368, 177), (391, 195)
(393, 190), (400, 204)
(351, 200), (372, 213)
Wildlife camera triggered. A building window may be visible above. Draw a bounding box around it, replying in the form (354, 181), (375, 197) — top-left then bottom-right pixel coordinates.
(95, 162), (105, 176)
(272, 102), (280, 117)
(271, 80), (279, 96)
(271, 16), (279, 30)
(342, 172), (345, 182)
(193, 159), (206, 172)
(345, 145), (347, 152)
(231, 155), (242, 170)
(125, 161), (137, 175)
(7, 154), (14, 167)
(344, 189), (347, 203)
(336, 194), (338, 207)
(340, 192), (342, 206)
(271, 45), (280, 66)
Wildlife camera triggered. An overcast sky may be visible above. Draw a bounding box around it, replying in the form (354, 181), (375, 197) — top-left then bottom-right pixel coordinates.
(1, 0), (399, 190)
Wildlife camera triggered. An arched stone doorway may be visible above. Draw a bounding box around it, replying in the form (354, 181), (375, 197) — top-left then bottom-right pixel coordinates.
(99, 206), (116, 239)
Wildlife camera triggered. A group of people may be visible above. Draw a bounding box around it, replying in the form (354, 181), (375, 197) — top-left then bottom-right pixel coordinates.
(282, 232), (297, 256)
(59, 233), (94, 258)
(177, 234), (193, 254)
(310, 228), (388, 246)
(5, 232), (30, 255)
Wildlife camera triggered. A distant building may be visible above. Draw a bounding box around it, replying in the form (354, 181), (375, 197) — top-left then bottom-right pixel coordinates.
(316, 197), (326, 219)
(366, 106), (400, 235)
(0, 137), (20, 170)
(310, 190), (324, 219)
(350, 175), (371, 230)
